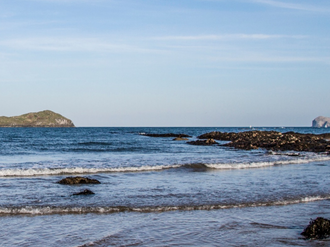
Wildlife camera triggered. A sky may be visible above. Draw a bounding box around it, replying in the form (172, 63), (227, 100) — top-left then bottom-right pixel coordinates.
(0, 0), (329, 127)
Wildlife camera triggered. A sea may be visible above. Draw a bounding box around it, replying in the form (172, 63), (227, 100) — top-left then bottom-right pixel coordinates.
(0, 127), (329, 246)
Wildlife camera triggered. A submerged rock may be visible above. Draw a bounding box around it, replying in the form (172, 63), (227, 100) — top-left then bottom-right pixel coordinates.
(72, 189), (95, 196)
(301, 217), (330, 239)
(57, 176), (101, 185)
(183, 163), (209, 171)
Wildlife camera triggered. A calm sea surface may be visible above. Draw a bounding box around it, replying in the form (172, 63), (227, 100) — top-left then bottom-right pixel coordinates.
(0, 127), (329, 246)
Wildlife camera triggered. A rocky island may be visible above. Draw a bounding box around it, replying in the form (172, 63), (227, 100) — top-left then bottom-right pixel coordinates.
(312, 116), (330, 128)
(0, 110), (75, 127)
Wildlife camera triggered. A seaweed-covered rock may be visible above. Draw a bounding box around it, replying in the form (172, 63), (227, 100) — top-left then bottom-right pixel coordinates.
(187, 139), (218, 146)
(197, 130), (330, 153)
(173, 137), (189, 141)
(72, 189), (95, 196)
(301, 217), (330, 239)
(57, 176), (101, 185)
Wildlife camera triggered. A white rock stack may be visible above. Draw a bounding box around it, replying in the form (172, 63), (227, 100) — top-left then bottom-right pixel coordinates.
(312, 116), (330, 128)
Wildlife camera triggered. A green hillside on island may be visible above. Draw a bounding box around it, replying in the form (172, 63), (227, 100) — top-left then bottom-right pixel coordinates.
(0, 110), (75, 127)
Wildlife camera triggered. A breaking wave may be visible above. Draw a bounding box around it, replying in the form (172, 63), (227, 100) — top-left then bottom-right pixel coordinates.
(1, 195), (329, 216)
(206, 156), (330, 169)
(0, 155), (329, 177)
(0, 165), (182, 177)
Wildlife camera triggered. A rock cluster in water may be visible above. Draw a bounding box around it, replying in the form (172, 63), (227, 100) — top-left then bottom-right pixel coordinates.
(198, 131), (330, 153)
(301, 217), (330, 239)
(58, 176), (100, 196)
(57, 176), (101, 185)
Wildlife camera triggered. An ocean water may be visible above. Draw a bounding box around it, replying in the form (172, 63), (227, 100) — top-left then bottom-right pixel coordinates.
(0, 127), (329, 246)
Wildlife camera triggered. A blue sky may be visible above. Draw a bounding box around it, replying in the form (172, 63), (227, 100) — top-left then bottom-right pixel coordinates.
(1, 0), (329, 126)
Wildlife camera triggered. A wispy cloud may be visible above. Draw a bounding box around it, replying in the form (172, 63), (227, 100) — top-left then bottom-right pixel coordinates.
(211, 55), (330, 63)
(2, 34), (305, 53)
(0, 37), (161, 53)
(251, 0), (330, 12)
(1, 35), (327, 66)
(30, 0), (108, 3)
(153, 34), (306, 41)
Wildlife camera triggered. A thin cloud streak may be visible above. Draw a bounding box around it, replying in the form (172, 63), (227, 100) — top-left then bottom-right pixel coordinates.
(1, 35), (327, 65)
(154, 34), (306, 41)
(0, 37), (163, 53)
(211, 55), (330, 63)
(251, 0), (330, 12)
(30, 0), (108, 3)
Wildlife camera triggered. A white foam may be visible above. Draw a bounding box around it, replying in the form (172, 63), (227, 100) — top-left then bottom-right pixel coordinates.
(206, 156), (330, 170)
(0, 195), (329, 216)
(0, 164), (182, 177)
(274, 195), (330, 205)
(0, 155), (329, 177)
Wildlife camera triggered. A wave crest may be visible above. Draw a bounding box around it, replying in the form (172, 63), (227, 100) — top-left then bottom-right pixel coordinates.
(1, 156), (329, 177)
(0, 165), (182, 177)
(1, 195), (329, 216)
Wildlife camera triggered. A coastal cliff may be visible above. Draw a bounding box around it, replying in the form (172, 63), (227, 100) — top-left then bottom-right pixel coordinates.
(0, 110), (75, 127)
(312, 116), (330, 128)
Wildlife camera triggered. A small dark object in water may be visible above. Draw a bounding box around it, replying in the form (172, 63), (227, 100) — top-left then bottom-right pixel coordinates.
(72, 189), (95, 196)
(301, 217), (330, 239)
(141, 133), (191, 138)
(57, 176), (101, 185)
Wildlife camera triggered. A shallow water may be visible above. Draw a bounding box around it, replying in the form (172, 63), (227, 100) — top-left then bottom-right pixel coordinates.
(0, 127), (329, 246)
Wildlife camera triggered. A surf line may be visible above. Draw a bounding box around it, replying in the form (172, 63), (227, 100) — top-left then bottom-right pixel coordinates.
(0, 156), (329, 177)
(0, 195), (329, 216)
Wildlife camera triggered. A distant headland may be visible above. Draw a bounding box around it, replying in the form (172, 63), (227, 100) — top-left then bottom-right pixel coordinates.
(312, 116), (330, 128)
(0, 110), (75, 127)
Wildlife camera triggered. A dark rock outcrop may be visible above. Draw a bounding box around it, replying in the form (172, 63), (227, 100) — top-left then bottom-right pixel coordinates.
(187, 139), (218, 146)
(72, 189), (95, 196)
(197, 130), (330, 152)
(301, 217), (330, 239)
(312, 116), (330, 128)
(57, 176), (101, 185)
(141, 133), (191, 138)
(0, 110), (75, 127)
